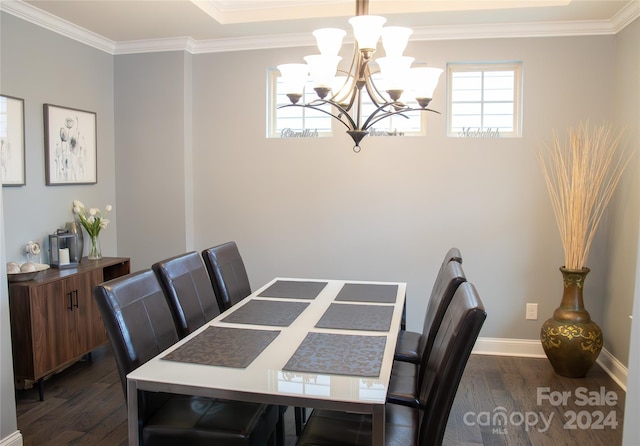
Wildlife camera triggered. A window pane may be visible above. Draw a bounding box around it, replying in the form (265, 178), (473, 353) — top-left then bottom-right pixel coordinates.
(483, 115), (513, 130)
(484, 89), (514, 101)
(451, 103), (482, 115)
(448, 62), (522, 137)
(484, 103), (514, 115)
(451, 115), (481, 129)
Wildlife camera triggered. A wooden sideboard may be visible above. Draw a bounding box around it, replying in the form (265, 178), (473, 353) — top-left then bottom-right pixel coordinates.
(8, 257), (130, 400)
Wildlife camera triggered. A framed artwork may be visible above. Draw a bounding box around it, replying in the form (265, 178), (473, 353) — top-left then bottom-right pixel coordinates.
(44, 104), (97, 185)
(1, 94), (26, 186)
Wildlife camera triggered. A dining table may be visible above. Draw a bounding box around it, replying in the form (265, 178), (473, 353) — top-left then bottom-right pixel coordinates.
(126, 277), (407, 446)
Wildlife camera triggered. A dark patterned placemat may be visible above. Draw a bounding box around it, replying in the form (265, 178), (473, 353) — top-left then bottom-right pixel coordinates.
(221, 300), (310, 326)
(283, 332), (386, 377)
(258, 280), (328, 299)
(162, 326), (279, 368)
(335, 283), (399, 303)
(315, 303), (394, 331)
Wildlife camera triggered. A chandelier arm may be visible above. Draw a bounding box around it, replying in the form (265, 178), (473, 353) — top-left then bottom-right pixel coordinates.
(361, 101), (402, 129)
(363, 106), (441, 130)
(362, 67), (387, 108)
(278, 103), (356, 131)
(339, 83), (360, 116)
(331, 49), (361, 107)
(315, 99), (359, 130)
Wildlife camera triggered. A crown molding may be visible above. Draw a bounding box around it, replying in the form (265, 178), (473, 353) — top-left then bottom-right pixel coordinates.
(0, 0), (116, 54)
(2, 0), (639, 56)
(612, 0), (640, 32)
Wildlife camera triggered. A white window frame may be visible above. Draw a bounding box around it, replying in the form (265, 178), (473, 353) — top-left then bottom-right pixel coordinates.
(447, 62), (523, 138)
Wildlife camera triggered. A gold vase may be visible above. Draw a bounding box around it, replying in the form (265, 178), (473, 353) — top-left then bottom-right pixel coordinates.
(540, 267), (603, 378)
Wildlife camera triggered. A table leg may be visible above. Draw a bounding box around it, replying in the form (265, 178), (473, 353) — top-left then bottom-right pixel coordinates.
(372, 405), (385, 446)
(127, 379), (139, 445)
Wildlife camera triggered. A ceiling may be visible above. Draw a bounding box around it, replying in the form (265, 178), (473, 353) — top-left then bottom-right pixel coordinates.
(3, 0), (639, 53)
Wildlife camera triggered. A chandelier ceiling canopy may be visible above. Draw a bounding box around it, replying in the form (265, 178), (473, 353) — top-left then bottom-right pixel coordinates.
(277, 0), (443, 152)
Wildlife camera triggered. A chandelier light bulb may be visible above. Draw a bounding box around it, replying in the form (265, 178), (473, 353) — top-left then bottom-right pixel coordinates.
(313, 28), (346, 56)
(410, 67), (444, 106)
(376, 56), (415, 100)
(348, 15), (386, 52)
(381, 26), (413, 57)
(304, 55), (342, 89)
(277, 63), (308, 103)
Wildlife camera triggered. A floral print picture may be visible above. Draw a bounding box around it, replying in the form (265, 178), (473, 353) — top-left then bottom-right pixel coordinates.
(44, 104), (97, 185)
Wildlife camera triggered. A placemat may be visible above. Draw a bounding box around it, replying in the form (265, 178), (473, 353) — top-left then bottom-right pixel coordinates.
(283, 332), (386, 377)
(315, 303), (394, 331)
(162, 326), (279, 368)
(335, 283), (399, 303)
(257, 280), (328, 299)
(221, 300), (310, 326)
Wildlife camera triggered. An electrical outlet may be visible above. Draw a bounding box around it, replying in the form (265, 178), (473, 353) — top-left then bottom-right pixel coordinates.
(526, 303), (538, 320)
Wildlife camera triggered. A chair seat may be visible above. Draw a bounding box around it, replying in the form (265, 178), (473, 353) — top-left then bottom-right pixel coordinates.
(143, 395), (279, 446)
(296, 404), (418, 446)
(393, 329), (422, 363)
(387, 361), (420, 409)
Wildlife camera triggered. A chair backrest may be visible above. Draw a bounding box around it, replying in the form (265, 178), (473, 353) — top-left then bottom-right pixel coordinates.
(201, 241), (251, 312)
(152, 251), (221, 338)
(93, 269), (180, 397)
(418, 281), (486, 445)
(442, 247), (463, 268)
(418, 260), (467, 366)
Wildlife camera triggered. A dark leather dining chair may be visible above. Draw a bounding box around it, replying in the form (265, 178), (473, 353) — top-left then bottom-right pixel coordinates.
(296, 281), (486, 446)
(152, 251), (221, 338)
(202, 241), (252, 312)
(387, 259), (466, 408)
(93, 269), (281, 446)
(395, 247), (463, 364)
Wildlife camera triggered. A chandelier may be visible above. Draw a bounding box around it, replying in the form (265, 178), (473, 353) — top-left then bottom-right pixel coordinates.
(277, 0), (443, 152)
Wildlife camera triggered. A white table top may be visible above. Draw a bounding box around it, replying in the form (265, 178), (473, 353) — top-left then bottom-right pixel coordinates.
(126, 277), (406, 445)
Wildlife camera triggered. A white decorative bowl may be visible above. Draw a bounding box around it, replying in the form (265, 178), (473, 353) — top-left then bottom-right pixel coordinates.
(7, 263), (50, 282)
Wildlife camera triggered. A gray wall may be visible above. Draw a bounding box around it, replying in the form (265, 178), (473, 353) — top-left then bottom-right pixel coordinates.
(615, 18), (640, 445)
(0, 14), (117, 261)
(607, 17), (640, 366)
(114, 51), (192, 269)
(0, 12), (116, 442)
(1, 8), (639, 443)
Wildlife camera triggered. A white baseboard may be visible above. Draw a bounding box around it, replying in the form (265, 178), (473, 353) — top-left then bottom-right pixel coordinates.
(596, 347), (628, 391)
(0, 431), (22, 446)
(471, 337), (628, 391)
(472, 336), (546, 358)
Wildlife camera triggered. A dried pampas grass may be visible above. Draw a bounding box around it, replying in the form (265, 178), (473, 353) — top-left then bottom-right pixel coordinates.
(538, 122), (633, 270)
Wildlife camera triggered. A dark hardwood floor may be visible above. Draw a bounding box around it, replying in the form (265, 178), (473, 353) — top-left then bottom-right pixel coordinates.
(15, 345), (625, 445)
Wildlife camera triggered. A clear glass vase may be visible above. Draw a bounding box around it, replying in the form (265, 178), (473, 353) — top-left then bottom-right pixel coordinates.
(88, 234), (102, 260)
